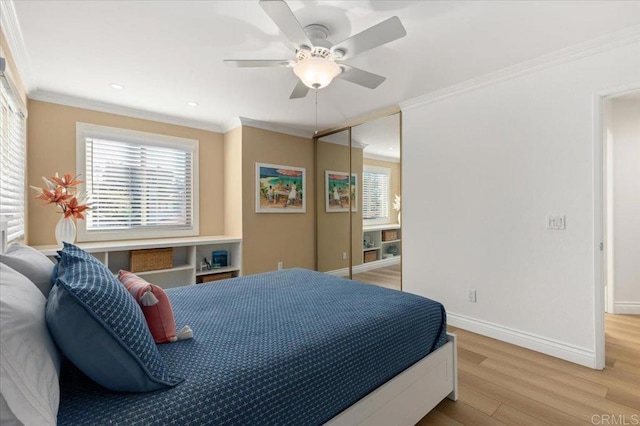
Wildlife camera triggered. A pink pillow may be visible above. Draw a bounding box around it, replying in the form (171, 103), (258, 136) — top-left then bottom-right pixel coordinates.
(118, 271), (177, 344)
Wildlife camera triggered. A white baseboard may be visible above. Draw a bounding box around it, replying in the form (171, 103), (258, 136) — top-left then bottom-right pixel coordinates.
(613, 302), (640, 315)
(326, 267), (350, 277)
(325, 256), (401, 277)
(447, 312), (597, 369)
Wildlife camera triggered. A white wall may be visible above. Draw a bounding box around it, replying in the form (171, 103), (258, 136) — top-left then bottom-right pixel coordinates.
(611, 98), (640, 314)
(401, 40), (640, 368)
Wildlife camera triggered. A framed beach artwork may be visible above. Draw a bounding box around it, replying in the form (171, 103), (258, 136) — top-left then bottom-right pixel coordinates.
(325, 171), (357, 213)
(256, 163), (306, 213)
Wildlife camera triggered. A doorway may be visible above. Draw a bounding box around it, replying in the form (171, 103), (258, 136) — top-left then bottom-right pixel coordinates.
(596, 87), (640, 369)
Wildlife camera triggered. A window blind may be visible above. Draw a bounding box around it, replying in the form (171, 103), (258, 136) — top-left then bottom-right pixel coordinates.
(362, 166), (390, 223)
(85, 137), (194, 232)
(0, 73), (26, 243)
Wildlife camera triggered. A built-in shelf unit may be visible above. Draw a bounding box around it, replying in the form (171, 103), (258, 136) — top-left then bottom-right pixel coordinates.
(362, 224), (401, 266)
(33, 236), (242, 289)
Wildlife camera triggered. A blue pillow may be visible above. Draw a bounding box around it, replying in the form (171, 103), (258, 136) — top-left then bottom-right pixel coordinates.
(46, 243), (183, 392)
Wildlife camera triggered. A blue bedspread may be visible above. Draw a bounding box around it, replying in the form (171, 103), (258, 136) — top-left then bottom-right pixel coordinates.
(58, 269), (447, 425)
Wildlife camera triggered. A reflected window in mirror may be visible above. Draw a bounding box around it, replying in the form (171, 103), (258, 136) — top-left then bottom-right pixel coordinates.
(362, 165), (390, 225)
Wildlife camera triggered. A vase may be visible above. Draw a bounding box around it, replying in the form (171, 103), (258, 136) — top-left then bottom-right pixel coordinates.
(397, 211), (401, 226)
(55, 216), (76, 246)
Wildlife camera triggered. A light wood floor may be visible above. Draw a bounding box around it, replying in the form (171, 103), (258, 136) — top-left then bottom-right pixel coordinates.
(419, 314), (640, 425)
(352, 263), (401, 291)
(349, 266), (639, 424)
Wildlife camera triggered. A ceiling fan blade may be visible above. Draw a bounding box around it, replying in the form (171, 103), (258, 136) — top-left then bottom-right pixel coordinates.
(224, 60), (292, 68)
(259, 0), (313, 49)
(332, 16), (406, 59)
(290, 80), (310, 99)
(336, 65), (386, 89)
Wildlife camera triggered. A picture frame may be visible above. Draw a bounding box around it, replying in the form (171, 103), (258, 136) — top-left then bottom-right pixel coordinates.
(325, 171), (357, 213)
(256, 162), (306, 213)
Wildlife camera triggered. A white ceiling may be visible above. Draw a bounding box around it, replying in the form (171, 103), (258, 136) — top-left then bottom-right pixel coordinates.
(7, 1), (640, 136)
(318, 113), (400, 162)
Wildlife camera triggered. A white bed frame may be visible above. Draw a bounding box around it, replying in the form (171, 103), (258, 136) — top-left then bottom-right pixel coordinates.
(327, 333), (458, 426)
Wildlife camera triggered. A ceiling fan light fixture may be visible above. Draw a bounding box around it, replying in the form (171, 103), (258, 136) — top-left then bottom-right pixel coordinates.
(293, 57), (341, 89)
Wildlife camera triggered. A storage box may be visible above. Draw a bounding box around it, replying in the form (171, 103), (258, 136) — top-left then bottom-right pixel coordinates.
(364, 250), (378, 263)
(211, 250), (228, 267)
(382, 229), (398, 241)
(200, 272), (233, 283)
(130, 248), (173, 272)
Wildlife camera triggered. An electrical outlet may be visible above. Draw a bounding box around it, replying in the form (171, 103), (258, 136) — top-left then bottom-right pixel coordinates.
(467, 289), (477, 303)
(277, 261), (283, 271)
(342, 252), (347, 260)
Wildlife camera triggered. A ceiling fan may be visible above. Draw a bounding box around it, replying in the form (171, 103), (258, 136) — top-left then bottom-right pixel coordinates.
(224, 0), (407, 99)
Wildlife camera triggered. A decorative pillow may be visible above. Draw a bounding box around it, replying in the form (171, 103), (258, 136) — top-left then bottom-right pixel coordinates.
(118, 271), (178, 343)
(0, 263), (61, 425)
(0, 243), (55, 297)
(46, 243), (183, 392)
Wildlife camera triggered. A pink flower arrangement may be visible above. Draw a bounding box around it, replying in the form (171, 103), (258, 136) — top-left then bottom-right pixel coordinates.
(31, 173), (89, 220)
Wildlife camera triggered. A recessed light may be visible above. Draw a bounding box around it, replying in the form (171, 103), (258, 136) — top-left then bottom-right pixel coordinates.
(388, 147), (394, 150)
(110, 83), (125, 90)
(187, 101), (199, 107)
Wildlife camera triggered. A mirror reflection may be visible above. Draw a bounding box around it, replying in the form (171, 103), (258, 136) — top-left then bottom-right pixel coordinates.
(351, 114), (401, 290)
(316, 130), (352, 274)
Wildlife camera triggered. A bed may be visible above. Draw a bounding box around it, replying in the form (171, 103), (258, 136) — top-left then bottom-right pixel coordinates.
(58, 269), (456, 425)
(56, 269), (457, 425)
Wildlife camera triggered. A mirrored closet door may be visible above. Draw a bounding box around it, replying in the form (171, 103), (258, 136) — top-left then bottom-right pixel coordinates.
(315, 113), (402, 290)
(351, 114), (401, 290)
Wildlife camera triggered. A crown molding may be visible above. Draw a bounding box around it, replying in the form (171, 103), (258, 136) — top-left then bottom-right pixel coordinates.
(238, 117), (313, 139)
(221, 117), (242, 134)
(363, 152), (400, 163)
(29, 90), (225, 133)
(0, 0), (34, 93)
(400, 24), (640, 111)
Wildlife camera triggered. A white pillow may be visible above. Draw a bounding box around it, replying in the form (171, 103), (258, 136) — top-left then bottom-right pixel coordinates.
(0, 263), (60, 425)
(0, 393), (21, 426)
(0, 243), (55, 298)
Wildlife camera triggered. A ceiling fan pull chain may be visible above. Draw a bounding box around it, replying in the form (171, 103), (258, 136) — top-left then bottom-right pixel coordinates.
(314, 88), (318, 135)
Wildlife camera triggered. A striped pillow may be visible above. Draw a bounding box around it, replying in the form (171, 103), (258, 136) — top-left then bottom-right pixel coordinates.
(118, 271), (177, 344)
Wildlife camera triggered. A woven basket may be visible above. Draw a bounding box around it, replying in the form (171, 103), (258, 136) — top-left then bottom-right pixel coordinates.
(200, 272), (233, 283)
(130, 248), (173, 272)
(382, 229), (398, 241)
(364, 251), (378, 263)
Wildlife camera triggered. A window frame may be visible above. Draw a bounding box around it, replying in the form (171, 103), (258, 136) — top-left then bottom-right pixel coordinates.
(76, 122), (199, 242)
(0, 67), (27, 244)
(362, 165), (391, 225)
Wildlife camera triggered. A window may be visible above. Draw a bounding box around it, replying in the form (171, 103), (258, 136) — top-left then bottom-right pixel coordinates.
(362, 165), (390, 224)
(0, 68), (26, 243)
(77, 123), (199, 241)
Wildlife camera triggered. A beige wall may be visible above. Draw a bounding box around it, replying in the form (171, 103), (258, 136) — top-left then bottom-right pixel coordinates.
(363, 157), (401, 225)
(240, 126), (315, 275)
(223, 126), (242, 237)
(351, 147), (364, 267)
(26, 100), (225, 245)
(315, 140), (364, 272)
(316, 140), (350, 272)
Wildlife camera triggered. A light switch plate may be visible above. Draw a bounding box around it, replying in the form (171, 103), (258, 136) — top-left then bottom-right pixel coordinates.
(547, 215), (566, 230)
